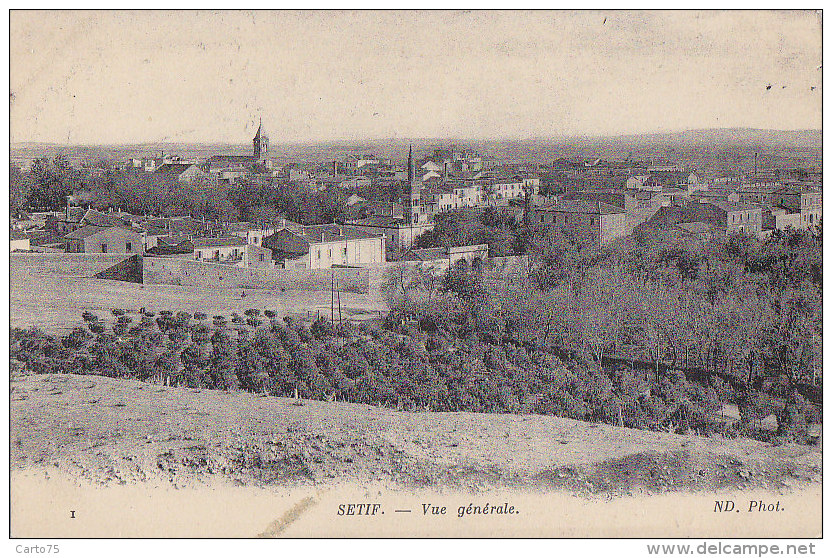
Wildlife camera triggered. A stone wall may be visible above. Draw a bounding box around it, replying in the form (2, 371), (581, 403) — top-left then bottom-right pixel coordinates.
(10, 252), (134, 277)
(143, 257), (370, 293)
(93, 255), (143, 283)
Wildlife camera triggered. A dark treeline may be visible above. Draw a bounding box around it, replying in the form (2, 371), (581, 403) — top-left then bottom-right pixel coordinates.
(10, 156), (346, 226)
(384, 224), (822, 442)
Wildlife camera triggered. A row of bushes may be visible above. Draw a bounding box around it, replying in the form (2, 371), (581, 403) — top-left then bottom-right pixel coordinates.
(11, 307), (818, 442)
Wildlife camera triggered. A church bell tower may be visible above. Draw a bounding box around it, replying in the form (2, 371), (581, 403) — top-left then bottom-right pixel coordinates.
(253, 118), (270, 168)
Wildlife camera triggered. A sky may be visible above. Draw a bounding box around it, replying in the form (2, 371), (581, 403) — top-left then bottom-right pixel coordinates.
(9, 10), (823, 144)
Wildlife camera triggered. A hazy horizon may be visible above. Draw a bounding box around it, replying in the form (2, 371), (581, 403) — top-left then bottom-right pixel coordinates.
(9, 127), (823, 149)
(10, 11), (822, 144)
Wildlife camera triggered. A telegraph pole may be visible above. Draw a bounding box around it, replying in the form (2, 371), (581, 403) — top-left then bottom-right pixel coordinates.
(337, 278), (342, 325)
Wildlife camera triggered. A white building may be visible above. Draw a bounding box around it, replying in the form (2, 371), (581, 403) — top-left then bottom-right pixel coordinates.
(800, 188), (822, 230)
(263, 224), (386, 269)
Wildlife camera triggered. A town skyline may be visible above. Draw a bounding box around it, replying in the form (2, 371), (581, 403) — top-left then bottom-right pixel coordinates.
(10, 10), (822, 144)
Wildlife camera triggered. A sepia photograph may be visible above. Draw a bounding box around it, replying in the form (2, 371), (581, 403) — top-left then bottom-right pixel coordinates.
(7, 8), (823, 544)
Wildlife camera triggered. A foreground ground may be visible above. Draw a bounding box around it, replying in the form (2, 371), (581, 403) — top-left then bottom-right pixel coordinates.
(11, 373), (821, 493)
(10, 374), (822, 537)
(10, 270), (386, 334)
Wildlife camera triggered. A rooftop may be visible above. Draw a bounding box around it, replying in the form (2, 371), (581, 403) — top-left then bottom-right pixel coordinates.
(346, 215), (407, 228)
(402, 247), (448, 261)
(192, 236), (248, 248)
(533, 200), (625, 215)
(708, 200), (762, 213)
(674, 222), (714, 234)
(80, 209), (130, 228)
(64, 225), (140, 240)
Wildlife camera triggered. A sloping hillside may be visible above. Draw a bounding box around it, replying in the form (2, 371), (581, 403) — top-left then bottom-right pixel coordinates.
(10, 373), (821, 494)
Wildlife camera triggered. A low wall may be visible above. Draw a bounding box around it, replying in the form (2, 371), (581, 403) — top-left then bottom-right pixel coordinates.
(143, 257), (370, 293)
(10, 252), (135, 277)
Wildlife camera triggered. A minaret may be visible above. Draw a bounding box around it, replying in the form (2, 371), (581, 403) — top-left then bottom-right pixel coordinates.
(405, 144), (421, 225)
(407, 144), (414, 184)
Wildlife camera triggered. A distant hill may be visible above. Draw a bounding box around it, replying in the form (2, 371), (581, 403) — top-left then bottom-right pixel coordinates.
(10, 128), (821, 170)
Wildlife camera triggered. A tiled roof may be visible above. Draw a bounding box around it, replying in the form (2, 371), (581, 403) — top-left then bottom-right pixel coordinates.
(708, 200), (762, 213)
(153, 163), (193, 175)
(223, 222), (256, 232)
(533, 200), (625, 215)
(81, 209), (130, 227)
(64, 225), (105, 239)
(295, 224), (384, 244)
(65, 225), (141, 240)
(346, 216), (406, 228)
(192, 236), (247, 248)
(675, 222), (713, 234)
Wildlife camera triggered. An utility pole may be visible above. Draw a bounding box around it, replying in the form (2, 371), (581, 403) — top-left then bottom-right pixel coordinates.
(330, 269), (334, 322)
(337, 278), (342, 325)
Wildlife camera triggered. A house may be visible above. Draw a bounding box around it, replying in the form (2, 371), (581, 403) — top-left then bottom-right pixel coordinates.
(65, 226), (144, 254)
(800, 188), (822, 230)
(718, 201), (764, 236)
(761, 206), (802, 233)
(422, 185), (456, 214)
(626, 169), (698, 192)
(769, 186), (803, 212)
(488, 177), (540, 204)
(176, 164), (211, 184)
(339, 176), (372, 190)
(647, 201), (763, 237)
(728, 182), (783, 205)
(402, 244), (489, 271)
(10, 231), (31, 252)
(345, 215), (434, 253)
(223, 222), (275, 246)
(153, 162), (194, 180)
(192, 237), (248, 263)
(46, 206), (85, 235)
(145, 237), (194, 256)
(240, 244), (273, 268)
(143, 216), (222, 238)
(348, 199), (405, 220)
(262, 224), (386, 269)
(527, 200), (627, 246)
(79, 208), (131, 228)
(276, 164), (310, 182)
(690, 186), (737, 204)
